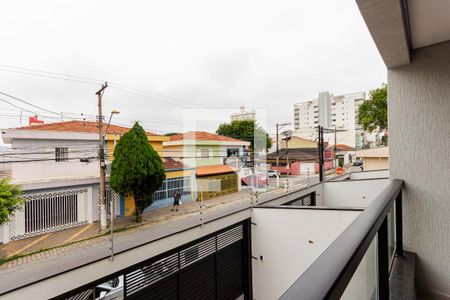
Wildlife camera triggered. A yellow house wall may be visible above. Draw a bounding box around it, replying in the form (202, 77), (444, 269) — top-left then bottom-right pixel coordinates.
(281, 138), (317, 149)
(106, 134), (168, 161)
(362, 157), (389, 171)
(123, 169), (195, 216)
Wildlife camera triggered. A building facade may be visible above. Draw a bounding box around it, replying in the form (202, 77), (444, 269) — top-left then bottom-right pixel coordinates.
(162, 131), (250, 168)
(230, 106), (256, 122)
(294, 91), (365, 130)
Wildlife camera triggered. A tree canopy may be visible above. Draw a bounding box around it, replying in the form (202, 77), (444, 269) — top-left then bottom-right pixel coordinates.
(358, 84), (388, 133)
(110, 122), (165, 221)
(0, 178), (24, 225)
(216, 120), (272, 152)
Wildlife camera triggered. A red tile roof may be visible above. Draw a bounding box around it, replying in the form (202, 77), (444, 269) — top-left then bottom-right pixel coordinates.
(169, 131), (245, 143)
(335, 144), (355, 151)
(13, 120), (158, 136)
(196, 164), (235, 177)
(162, 157), (185, 170)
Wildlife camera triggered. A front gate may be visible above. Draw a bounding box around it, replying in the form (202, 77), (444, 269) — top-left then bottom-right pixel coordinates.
(54, 220), (251, 300)
(9, 188), (92, 241)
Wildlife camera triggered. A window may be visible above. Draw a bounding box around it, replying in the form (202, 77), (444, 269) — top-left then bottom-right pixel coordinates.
(200, 149), (210, 158)
(55, 147), (68, 162)
(227, 148), (239, 157)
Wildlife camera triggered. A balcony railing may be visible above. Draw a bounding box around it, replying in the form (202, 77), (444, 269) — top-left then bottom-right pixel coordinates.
(280, 179), (404, 300)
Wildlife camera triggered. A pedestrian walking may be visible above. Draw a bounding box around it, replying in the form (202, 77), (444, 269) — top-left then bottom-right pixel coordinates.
(171, 191), (181, 212)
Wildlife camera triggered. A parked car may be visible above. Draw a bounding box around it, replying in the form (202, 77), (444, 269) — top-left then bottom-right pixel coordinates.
(268, 170), (279, 178)
(353, 159), (363, 166)
(95, 276), (123, 300)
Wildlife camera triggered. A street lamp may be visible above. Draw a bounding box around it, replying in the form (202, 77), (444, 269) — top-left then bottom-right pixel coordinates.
(104, 110), (120, 138)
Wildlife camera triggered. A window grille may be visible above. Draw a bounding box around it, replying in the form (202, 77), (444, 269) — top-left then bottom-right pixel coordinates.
(200, 149), (210, 158)
(55, 147), (68, 162)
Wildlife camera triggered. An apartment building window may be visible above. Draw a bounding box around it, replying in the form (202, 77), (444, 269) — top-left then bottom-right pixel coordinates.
(200, 149), (210, 158)
(55, 147), (68, 162)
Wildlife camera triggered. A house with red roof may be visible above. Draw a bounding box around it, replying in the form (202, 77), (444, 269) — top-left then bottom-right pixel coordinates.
(163, 131), (250, 200)
(163, 131), (250, 168)
(0, 121), (195, 243)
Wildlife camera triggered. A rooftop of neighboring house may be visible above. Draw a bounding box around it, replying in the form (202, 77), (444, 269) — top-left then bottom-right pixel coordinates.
(166, 131), (250, 145)
(266, 148), (319, 162)
(333, 144), (355, 152)
(161, 157), (188, 171)
(356, 147), (389, 158)
(195, 164), (235, 177)
(9, 120), (158, 136)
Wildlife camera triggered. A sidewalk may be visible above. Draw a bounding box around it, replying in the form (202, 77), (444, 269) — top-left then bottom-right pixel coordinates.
(0, 188), (256, 263)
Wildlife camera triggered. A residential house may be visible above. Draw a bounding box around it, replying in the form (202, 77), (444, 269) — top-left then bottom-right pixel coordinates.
(163, 131), (249, 200)
(279, 136), (317, 149)
(356, 147), (389, 171)
(163, 131), (250, 168)
(0, 121), (194, 242)
(195, 164), (239, 200)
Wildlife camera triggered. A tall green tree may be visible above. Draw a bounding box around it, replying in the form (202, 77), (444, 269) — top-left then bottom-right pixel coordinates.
(216, 120), (272, 152)
(110, 123), (165, 222)
(358, 84), (388, 133)
(0, 178), (24, 225)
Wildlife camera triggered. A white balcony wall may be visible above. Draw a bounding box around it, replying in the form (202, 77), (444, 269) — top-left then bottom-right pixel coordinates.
(349, 169), (389, 180)
(12, 161), (99, 182)
(323, 179), (389, 207)
(389, 40), (450, 296)
(251, 208), (360, 300)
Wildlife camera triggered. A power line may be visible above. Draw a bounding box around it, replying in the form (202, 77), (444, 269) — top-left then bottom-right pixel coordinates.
(0, 97), (60, 119)
(0, 64), (208, 108)
(0, 91), (75, 120)
(0, 156), (99, 164)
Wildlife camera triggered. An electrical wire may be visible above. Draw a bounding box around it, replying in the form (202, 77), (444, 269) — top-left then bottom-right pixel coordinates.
(0, 64), (208, 108)
(0, 91), (76, 120)
(0, 97), (60, 119)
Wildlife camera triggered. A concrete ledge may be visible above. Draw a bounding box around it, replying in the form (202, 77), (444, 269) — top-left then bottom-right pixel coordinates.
(390, 251), (416, 300)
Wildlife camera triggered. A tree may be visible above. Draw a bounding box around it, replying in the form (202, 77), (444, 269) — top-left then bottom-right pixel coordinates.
(164, 132), (178, 136)
(0, 178), (24, 225)
(358, 84), (388, 133)
(216, 120), (272, 152)
(110, 122), (165, 222)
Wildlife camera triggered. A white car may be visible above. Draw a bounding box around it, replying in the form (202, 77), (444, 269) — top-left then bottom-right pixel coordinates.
(95, 276), (123, 300)
(268, 170), (279, 178)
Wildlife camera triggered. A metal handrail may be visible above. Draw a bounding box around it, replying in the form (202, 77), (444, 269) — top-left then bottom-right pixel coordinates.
(280, 179), (403, 300)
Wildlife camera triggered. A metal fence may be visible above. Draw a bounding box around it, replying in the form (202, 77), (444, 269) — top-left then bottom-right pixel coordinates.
(9, 188), (91, 241)
(283, 191), (316, 206)
(152, 176), (192, 202)
(52, 220), (251, 300)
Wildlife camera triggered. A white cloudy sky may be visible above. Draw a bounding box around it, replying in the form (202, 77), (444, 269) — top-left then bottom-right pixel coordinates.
(0, 0), (385, 136)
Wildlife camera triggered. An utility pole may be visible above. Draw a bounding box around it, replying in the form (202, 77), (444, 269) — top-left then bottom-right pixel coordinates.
(275, 122), (290, 187)
(96, 82), (108, 231)
(318, 126), (324, 182)
(334, 126), (337, 176)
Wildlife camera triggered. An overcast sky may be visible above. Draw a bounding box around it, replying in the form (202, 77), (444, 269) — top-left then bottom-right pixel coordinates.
(0, 0), (385, 136)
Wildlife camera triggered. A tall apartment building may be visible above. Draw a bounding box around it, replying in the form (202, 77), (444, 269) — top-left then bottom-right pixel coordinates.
(231, 106), (256, 122)
(294, 91), (365, 130)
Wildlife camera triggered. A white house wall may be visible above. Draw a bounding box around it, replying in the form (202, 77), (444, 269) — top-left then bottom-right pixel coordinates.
(251, 208), (360, 300)
(12, 161), (99, 182)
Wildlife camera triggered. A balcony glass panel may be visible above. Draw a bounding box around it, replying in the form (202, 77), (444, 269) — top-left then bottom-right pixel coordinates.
(387, 203), (396, 269)
(341, 236), (378, 300)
